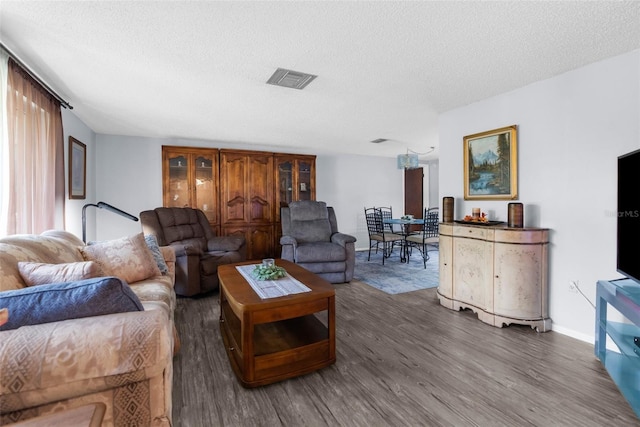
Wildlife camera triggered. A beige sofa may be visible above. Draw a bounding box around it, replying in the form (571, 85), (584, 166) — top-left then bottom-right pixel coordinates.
(0, 230), (177, 426)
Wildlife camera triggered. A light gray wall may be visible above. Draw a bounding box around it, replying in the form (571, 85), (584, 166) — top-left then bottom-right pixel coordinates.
(439, 49), (640, 342)
(89, 135), (405, 251)
(424, 159), (439, 209)
(315, 153), (404, 248)
(61, 109), (96, 241)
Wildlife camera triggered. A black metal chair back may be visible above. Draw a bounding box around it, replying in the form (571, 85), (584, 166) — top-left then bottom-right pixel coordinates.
(405, 207), (440, 268)
(424, 207), (439, 240)
(364, 208), (380, 234)
(377, 206), (395, 233)
(364, 207), (403, 265)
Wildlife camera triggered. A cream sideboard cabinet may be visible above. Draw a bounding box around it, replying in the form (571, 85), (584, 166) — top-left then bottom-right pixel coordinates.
(438, 223), (551, 332)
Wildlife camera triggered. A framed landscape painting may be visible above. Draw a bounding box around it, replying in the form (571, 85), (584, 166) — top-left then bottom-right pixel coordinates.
(463, 125), (518, 200)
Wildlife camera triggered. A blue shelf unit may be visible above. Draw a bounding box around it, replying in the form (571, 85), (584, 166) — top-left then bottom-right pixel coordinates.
(595, 278), (640, 419)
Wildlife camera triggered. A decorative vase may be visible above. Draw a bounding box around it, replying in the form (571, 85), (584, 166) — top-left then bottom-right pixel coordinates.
(508, 203), (524, 228)
(443, 197), (454, 222)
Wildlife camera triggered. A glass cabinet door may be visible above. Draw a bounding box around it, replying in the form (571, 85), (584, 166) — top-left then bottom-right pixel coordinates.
(168, 154), (189, 207)
(278, 160), (293, 207)
(195, 154), (216, 222)
(298, 160), (312, 201)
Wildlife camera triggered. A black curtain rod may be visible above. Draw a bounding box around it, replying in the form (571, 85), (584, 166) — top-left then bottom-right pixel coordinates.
(0, 42), (73, 110)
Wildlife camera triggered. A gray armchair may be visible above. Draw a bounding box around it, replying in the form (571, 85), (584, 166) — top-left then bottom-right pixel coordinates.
(140, 207), (246, 296)
(280, 201), (356, 283)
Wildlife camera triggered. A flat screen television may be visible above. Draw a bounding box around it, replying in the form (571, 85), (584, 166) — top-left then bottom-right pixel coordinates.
(617, 148), (640, 284)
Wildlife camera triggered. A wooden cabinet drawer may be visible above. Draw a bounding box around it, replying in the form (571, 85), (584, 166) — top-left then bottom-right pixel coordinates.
(439, 223), (454, 237)
(453, 224), (494, 240)
(494, 228), (549, 244)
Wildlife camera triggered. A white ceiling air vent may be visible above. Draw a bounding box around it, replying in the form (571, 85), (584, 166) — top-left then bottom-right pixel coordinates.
(267, 68), (317, 90)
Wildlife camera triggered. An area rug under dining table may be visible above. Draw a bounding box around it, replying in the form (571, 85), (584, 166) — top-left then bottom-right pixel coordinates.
(353, 247), (439, 294)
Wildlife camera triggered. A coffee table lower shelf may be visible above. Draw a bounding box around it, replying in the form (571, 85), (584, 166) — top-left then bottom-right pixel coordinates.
(220, 309), (333, 387)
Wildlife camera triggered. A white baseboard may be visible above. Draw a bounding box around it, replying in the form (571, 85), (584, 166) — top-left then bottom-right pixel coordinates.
(551, 324), (620, 352)
(551, 325), (593, 344)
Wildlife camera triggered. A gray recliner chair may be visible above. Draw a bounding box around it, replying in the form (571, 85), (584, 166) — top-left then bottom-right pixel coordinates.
(280, 201), (356, 283)
(140, 207), (246, 296)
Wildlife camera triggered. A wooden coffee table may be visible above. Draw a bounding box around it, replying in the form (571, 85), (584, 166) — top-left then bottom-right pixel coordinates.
(218, 259), (335, 388)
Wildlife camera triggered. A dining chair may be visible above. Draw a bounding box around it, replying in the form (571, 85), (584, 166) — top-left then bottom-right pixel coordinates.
(377, 206), (399, 234)
(423, 207), (439, 246)
(364, 207), (404, 265)
(405, 207), (439, 268)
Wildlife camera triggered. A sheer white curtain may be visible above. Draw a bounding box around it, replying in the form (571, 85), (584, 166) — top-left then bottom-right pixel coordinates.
(1, 58), (64, 237)
(0, 51), (9, 236)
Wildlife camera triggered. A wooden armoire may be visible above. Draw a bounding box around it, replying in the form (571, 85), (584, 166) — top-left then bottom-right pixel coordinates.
(162, 146), (316, 260)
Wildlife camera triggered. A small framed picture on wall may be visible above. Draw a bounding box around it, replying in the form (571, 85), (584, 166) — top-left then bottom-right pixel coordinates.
(69, 136), (86, 199)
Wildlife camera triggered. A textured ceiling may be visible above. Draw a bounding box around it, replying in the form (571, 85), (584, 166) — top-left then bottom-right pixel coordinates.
(1, 1), (639, 160)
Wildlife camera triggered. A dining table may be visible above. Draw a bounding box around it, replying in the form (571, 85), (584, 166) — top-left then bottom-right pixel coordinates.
(383, 217), (425, 262)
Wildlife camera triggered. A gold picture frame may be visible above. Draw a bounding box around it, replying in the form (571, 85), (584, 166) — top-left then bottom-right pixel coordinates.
(463, 125), (518, 200)
(69, 136), (86, 199)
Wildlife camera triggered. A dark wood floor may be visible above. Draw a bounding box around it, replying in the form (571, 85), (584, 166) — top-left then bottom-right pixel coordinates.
(172, 281), (639, 427)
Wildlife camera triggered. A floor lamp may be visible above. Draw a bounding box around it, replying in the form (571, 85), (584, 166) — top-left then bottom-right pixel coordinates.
(82, 202), (139, 243)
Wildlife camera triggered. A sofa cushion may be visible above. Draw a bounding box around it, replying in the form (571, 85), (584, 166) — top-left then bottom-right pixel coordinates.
(207, 236), (245, 252)
(80, 233), (161, 283)
(156, 208), (208, 248)
(288, 201), (332, 243)
(289, 201), (329, 221)
(295, 242), (347, 262)
(0, 233), (85, 292)
(0, 276), (144, 331)
(129, 276), (176, 318)
(290, 219), (332, 243)
(144, 234), (169, 275)
(0, 310), (170, 416)
(200, 251), (245, 276)
(17, 261), (103, 287)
